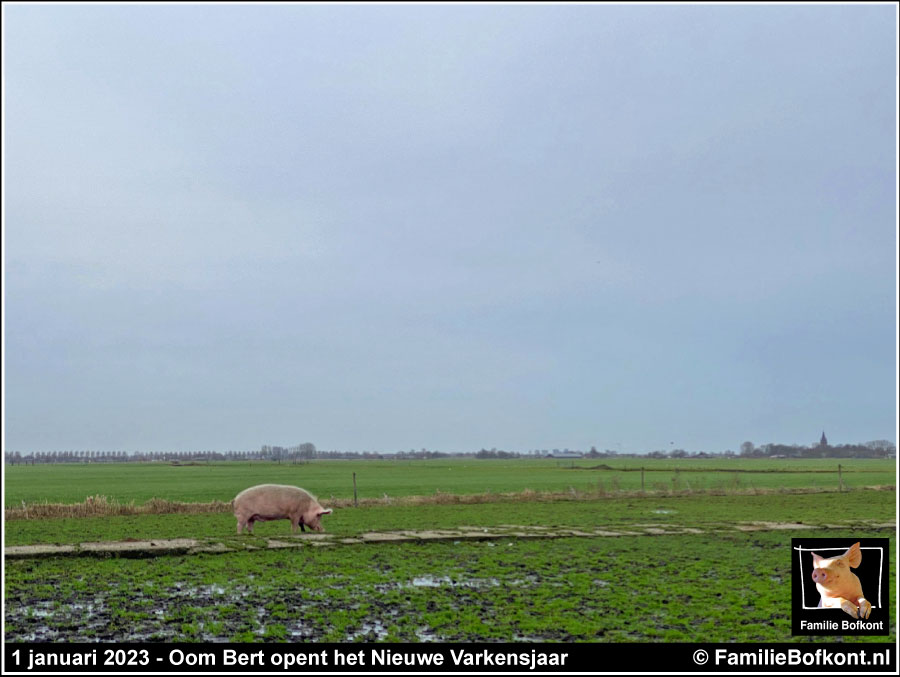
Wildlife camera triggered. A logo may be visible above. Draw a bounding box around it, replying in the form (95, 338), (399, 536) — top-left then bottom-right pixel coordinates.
(791, 537), (889, 636)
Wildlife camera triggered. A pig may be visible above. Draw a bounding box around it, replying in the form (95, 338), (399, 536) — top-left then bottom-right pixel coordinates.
(233, 484), (332, 535)
(810, 542), (871, 619)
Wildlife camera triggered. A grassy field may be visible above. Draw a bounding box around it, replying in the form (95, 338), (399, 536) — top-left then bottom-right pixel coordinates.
(3, 458), (894, 507)
(3, 458), (897, 644)
(3, 489), (895, 546)
(5, 527), (894, 643)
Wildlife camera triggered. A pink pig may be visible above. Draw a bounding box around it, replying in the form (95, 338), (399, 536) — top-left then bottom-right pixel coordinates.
(810, 542), (871, 619)
(233, 484), (333, 535)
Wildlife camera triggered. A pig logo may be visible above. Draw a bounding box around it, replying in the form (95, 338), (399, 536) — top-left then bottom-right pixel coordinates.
(810, 542), (871, 619)
(792, 537), (888, 636)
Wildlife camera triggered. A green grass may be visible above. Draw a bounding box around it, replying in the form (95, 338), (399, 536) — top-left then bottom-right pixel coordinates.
(5, 530), (894, 643)
(4, 458), (894, 507)
(4, 459), (895, 644)
(3, 489), (895, 546)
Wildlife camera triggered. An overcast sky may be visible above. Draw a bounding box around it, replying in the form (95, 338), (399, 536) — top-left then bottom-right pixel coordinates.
(3, 4), (896, 454)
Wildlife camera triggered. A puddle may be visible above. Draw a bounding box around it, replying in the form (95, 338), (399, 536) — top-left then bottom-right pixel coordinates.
(170, 582), (247, 601)
(509, 576), (540, 586)
(410, 575), (449, 588)
(24, 607), (56, 618)
(346, 621), (389, 641)
(290, 627), (317, 639)
(416, 626), (443, 642)
(18, 600), (101, 620)
(406, 575), (502, 589)
(199, 584), (227, 595)
(7, 599), (108, 642)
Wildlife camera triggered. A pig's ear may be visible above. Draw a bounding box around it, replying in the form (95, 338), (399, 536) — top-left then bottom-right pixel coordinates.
(845, 542), (862, 568)
(318, 508), (333, 516)
(811, 552), (823, 566)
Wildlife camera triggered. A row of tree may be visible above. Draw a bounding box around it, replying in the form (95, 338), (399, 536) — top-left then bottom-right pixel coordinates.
(5, 440), (895, 465)
(738, 440), (894, 459)
(5, 445), (317, 465)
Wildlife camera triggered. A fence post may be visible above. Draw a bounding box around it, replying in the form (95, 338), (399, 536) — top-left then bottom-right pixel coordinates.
(353, 472), (358, 507)
(641, 467), (645, 493)
(838, 464), (843, 492)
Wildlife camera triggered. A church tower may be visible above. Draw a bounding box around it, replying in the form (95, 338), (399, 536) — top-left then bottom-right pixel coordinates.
(819, 431), (828, 447)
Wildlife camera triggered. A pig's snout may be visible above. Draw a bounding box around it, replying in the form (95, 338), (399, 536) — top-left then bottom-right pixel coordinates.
(812, 569), (828, 585)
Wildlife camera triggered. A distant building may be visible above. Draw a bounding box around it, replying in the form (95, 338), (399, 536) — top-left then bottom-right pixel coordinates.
(547, 451), (583, 459)
(819, 431), (828, 447)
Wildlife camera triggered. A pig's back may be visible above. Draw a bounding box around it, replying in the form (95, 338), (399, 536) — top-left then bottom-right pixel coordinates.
(234, 484), (311, 509)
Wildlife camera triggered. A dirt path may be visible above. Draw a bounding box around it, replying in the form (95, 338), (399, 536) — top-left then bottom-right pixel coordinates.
(5, 520), (894, 559)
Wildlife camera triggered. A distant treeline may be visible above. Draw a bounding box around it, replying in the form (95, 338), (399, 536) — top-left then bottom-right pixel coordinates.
(6, 444), (316, 465)
(4, 439), (895, 465)
(731, 440), (895, 460)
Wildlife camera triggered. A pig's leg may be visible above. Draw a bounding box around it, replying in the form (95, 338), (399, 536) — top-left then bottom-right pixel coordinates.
(247, 518), (255, 534)
(838, 598), (859, 618)
(291, 517), (300, 534)
(857, 598), (872, 619)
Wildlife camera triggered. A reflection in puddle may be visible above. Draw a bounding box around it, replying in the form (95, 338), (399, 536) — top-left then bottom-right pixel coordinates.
(404, 575), (501, 588)
(347, 621), (389, 641)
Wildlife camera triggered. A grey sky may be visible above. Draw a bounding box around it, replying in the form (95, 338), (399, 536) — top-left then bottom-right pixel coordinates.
(4, 4), (896, 453)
